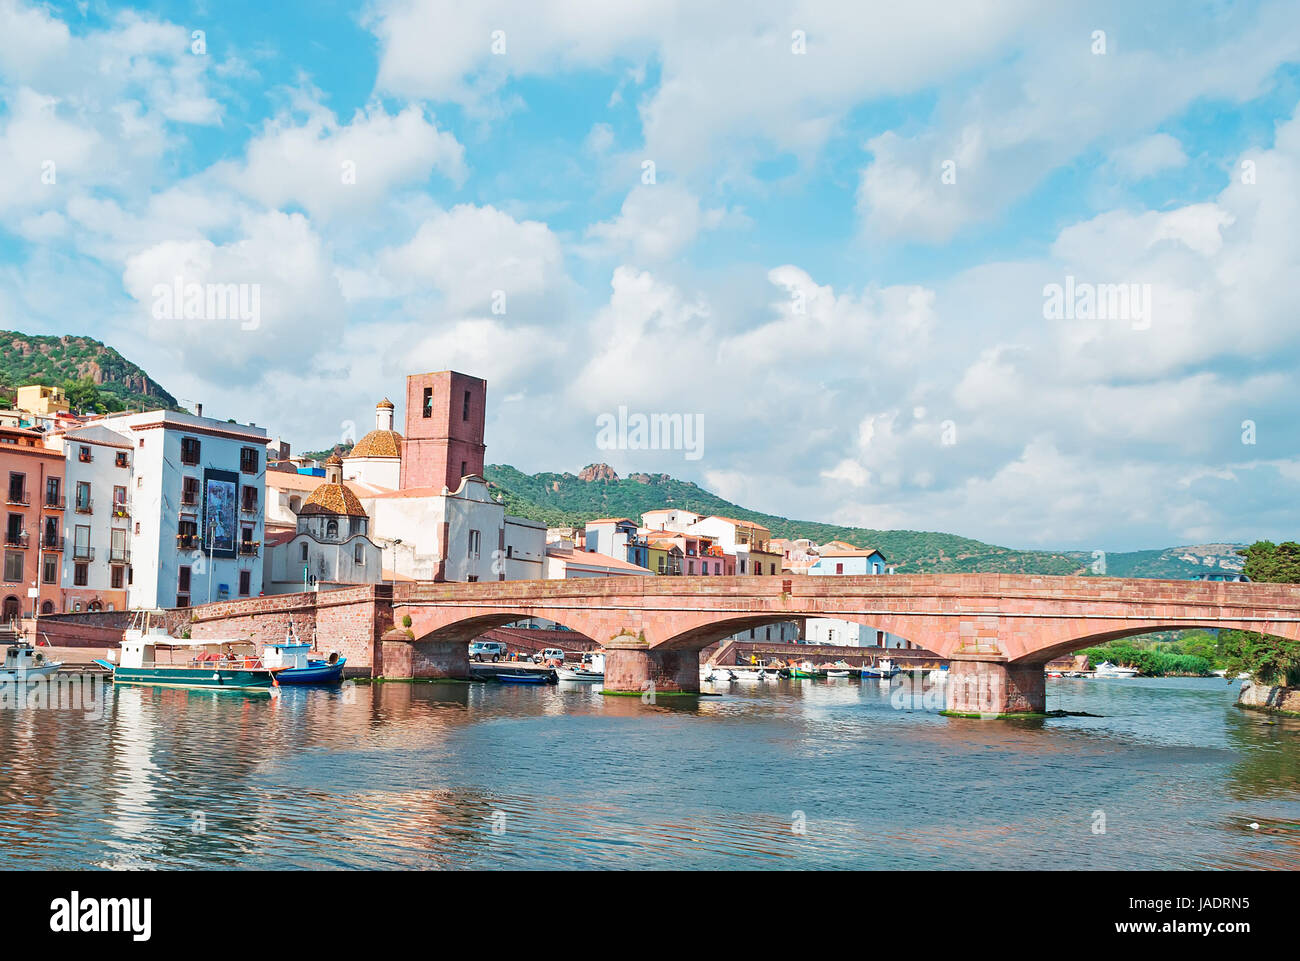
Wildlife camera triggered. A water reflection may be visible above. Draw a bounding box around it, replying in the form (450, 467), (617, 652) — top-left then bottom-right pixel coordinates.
(0, 675), (1293, 869)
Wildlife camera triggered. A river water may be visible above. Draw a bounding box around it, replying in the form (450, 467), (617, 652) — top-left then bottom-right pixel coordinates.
(0, 674), (1296, 869)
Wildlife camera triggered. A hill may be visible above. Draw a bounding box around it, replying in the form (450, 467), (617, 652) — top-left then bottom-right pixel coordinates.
(0, 331), (178, 411)
(484, 463), (1246, 578)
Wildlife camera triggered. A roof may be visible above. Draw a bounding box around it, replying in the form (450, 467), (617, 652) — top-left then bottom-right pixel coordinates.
(816, 548), (886, 560)
(380, 568), (417, 582)
(376, 398), (395, 410)
(265, 530), (297, 547)
(349, 428), (402, 459)
(300, 482), (368, 517)
(551, 548), (654, 575)
(701, 515), (771, 532)
(585, 517), (634, 525)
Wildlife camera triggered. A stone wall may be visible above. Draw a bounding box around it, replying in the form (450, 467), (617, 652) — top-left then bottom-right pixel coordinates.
(34, 610), (189, 648)
(1237, 680), (1300, 714)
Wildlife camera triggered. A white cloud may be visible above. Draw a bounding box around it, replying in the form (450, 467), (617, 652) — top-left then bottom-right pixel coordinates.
(1109, 133), (1188, 179)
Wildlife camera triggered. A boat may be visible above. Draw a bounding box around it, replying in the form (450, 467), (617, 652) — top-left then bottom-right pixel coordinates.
(92, 610), (280, 692)
(860, 659), (899, 679)
(788, 667), (825, 679)
(703, 668), (736, 683)
(557, 652), (605, 682)
(1093, 661), (1140, 678)
(261, 628), (346, 684)
(826, 669), (851, 678)
(728, 667), (765, 681)
(496, 670), (557, 685)
(1, 637), (63, 681)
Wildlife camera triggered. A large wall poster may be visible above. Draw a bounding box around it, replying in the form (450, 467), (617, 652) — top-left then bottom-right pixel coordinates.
(202, 468), (239, 559)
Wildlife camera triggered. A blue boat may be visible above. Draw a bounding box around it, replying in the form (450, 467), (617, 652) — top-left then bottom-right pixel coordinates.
(262, 635), (346, 685)
(496, 671), (557, 685)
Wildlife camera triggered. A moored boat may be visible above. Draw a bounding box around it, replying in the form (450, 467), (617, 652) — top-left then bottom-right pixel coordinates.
(1, 638), (63, 681)
(93, 610), (280, 692)
(497, 670), (558, 685)
(1093, 660), (1140, 678)
(262, 630), (346, 684)
(557, 651), (605, 682)
(860, 659), (899, 679)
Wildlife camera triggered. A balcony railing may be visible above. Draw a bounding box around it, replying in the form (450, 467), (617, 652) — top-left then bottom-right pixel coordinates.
(112, 504), (130, 518)
(176, 534), (198, 550)
(3, 532), (28, 548)
(74, 500), (93, 514)
(77, 452), (93, 463)
(238, 541), (260, 557)
(241, 500), (258, 514)
(41, 535), (64, 551)
(44, 495), (65, 510)
(109, 548), (130, 564)
(180, 494), (199, 507)
(6, 491), (28, 506)
(72, 545), (94, 561)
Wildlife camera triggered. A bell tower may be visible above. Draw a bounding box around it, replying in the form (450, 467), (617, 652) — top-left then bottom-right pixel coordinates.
(399, 371), (487, 491)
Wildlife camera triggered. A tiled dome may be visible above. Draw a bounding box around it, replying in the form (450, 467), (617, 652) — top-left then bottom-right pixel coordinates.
(300, 482), (367, 517)
(349, 429), (402, 459)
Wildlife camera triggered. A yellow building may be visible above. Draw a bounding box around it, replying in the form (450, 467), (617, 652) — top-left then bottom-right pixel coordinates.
(16, 385), (70, 416)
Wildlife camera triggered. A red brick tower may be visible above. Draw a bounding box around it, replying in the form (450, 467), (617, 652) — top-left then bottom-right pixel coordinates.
(399, 371), (487, 491)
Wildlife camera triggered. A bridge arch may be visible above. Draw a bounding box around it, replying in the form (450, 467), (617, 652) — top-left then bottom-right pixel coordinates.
(1010, 619), (1300, 666)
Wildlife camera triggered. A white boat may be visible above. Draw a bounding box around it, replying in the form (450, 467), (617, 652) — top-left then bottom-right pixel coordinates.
(826, 669), (851, 678)
(1093, 661), (1140, 678)
(702, 668), (736, 684)
(1, 639), (63, 681)
(558, 652), (605, 682)
(728, 667), (766, 681)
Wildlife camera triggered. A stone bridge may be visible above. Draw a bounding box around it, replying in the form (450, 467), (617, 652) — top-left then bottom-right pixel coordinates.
(129, 574), (1300, 717)
(393, 574), (1300, 715)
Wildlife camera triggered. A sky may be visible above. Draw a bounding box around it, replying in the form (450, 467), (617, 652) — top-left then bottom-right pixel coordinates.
(1, 0), (1299, 553)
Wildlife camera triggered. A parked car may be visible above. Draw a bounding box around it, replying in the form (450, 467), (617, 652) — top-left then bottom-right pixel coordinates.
(469, 640), (509, 662)
(533, 647), (565, 664)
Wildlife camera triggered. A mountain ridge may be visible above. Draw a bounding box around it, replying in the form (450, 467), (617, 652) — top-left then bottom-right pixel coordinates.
(0, 330), (178, 411)
(484, 462), (1247, 579)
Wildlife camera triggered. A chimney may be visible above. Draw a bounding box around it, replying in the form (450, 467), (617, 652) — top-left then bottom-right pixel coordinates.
(195, 403), (203, 418)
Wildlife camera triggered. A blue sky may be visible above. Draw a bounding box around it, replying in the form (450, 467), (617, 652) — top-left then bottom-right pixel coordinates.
(2, 0), (1300, 554)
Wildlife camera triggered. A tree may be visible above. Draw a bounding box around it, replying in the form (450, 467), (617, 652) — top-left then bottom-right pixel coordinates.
(1219, 541), (1300, 686)
(62, 375), (104, 414)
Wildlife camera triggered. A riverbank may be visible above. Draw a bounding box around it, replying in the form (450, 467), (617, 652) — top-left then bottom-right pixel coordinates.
(1237, 680), (1300, 716)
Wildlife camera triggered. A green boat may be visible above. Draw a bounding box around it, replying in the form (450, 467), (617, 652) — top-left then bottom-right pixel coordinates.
(789, 668), (826, 679)
(93, 610), (279, 693)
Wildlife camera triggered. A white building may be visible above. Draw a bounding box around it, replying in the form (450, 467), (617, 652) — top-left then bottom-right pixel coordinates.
(263, 455), (384, 594)
(803, 548), (913, 649)
(97, 410), (268, 609)
(342, 399), (402, 490)
(55, 425), (134, 611)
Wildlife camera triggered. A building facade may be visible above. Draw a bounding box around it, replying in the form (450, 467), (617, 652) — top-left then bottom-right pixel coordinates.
(0, 426), (64, 621)
(57, 425), (133, 613)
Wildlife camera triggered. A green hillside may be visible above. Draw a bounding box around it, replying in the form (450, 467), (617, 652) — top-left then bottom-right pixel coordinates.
(484, 462), (1246, 578)
(0, 331), (178, 412)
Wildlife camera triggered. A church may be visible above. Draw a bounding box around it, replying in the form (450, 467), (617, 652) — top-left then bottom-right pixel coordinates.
(266, 371), (546, 586)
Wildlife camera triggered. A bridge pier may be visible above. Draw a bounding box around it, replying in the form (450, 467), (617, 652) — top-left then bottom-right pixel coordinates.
(602, 636), (700, 696)
(378, 632), (471, 680)
(944, 656), (1047, 717)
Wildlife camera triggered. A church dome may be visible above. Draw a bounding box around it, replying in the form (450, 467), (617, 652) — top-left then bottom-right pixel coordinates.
(300, 481), (367, 517)
(377, 398), (395, 410)
(349, 428), (402, 459)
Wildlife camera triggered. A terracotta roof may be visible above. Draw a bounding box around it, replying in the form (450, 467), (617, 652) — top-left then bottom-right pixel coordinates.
(380, 568), (417, 582)
(300, 482), (368, 517)
(817, 548), (886, 559)
(585, 517), (634, 525)
(265, 530), (297, 547)
(551, 548), (653, 574)
(349, 428), (402, 459)
(702, 515), (770, 532)
(377, 398), (395, 410)
(325, 453), (343, 466)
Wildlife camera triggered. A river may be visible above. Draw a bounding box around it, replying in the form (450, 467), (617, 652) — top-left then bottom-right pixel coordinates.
(0, 674), (1296, 869)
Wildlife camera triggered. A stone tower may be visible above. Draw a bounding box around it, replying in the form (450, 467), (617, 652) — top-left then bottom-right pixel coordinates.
(399, 371), (487, 492)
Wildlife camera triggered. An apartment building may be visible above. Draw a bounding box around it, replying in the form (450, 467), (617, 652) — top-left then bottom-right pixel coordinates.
(0, 426), (63, 620)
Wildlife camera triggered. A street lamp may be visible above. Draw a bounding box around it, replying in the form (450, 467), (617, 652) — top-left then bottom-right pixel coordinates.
(389, 539), (403, 590)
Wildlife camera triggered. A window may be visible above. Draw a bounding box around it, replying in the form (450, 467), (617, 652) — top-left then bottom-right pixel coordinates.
(240, 447), (258, 474)
(241, 487), (257, 512)
(506, 545), (513, 559)
(75, 482), (91, 513)
(3, 551), (22, 582)
(7, 472), (24, 504)
(178, 517), (198, 548)
(463, 389), (471, 420)
(5, 513), (22, 546)
(835, 563), (844, 574)
(115, 451), (128, 468)
(74, 525), (91, 560)
(180, 437), (200, 465)
(113, 486), (127, 516)
(325, 519), (338, 539)
(460, 460), (467, 478)
(422, 387), (433, 417)
(467, 574), (478, 583)
(45, 476), (61, 507)
(178, 566), (191, 594)
(468, 529), (481, 558)
(77, 445), (92, 463)
(300, 542), (308, 561)
(238, 570), (251, 596)
(182, 476), (199, 505)
(73, 563), (87, 587)
(110, 529), (127, 563)
(739, 560), (746, 574)
(42, 517), (58, 547)
(111, 566), (124, 590)
(176, 594), (190, 609)
(353, 543), (364, 564)
(42, 554), (57, 585)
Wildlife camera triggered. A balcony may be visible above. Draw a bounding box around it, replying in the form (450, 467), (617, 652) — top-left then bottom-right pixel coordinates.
(41, 535), (64, 552)
(3, 532), (28, 548)
(74, 499), (93, 515)
(72, 545), (94, 561)
(238, 541), (261, 557)
(44, 495), (65, 510)
(112, 504), (130, 519)
(240, 499), (259, 514)
(180, 494), (199, 507)
(77, 452), (93, 463)
(176, 533), (198, 550)
(6, 490), (29, 506)
(109, 548), (130, 564)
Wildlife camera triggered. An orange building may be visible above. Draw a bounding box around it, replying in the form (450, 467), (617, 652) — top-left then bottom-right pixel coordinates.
(0, 426), (64, 622)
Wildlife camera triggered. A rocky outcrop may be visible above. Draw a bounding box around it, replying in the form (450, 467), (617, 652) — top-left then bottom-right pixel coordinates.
(578, 463), (620, 483)
(1237, 680), (1300, 714)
